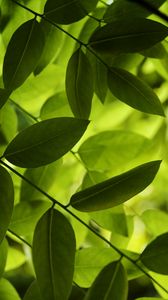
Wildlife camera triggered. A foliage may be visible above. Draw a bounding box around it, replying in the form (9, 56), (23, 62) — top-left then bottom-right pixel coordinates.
(1, 0), (168, 299)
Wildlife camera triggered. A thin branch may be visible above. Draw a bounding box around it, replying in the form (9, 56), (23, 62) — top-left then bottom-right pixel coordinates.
(9, 98), (39, 123)
(7, 228), (32, 248)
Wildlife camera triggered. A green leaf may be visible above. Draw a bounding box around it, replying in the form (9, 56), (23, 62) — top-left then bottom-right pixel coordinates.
(23, 280), (42, 300)
(44, 0), (98, 24)
(0, 166), (14, 243)
(4, 117), (89, 168)
(66, 48), (94, 119)
(135, 298), (166, 300)
(0, 239), (8, 278)
(84, 261), (128, 300)
(0, 89), (11, 110)
(108, 67), (164, 116)
(0, 278), (21, 300)
(34, 20), (62, 75)
(141, 209), (168, 236)
(3, 19), (44, 91)
(33, 208), (76, 300)
(103, 0), (166, 23)
(70, 161), (161, 212)
(89, 19), (168, 55)
(74, 247), (120, 288)
(140, 232), (168, 274)
(20, 160), (62, 202)
(5, 246), (26, 271)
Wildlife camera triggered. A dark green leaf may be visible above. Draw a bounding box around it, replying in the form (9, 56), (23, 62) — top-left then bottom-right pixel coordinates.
(3, 19), (44, 91)
(140, 232), (168, 274)
(84, 261), (128, 300)
(44, 0), (98, 24)
(89, 19), (168, 55)
(0, 278), (21, 300)
(103, 0), (166, 23)
(33, 209), (76, 300)
(141, 42), (167, 59)
(0, 89), (11, 110)
(0, 166), (14, 243)
(4, 117), (89, 168)
(34, 20), (62, 75)
(66, 48), (94, 119)
(23, 280), (42, 300)
(108, 67), (164, 116)
(0, 239), (8, 278)
(70, 161), (161, 212)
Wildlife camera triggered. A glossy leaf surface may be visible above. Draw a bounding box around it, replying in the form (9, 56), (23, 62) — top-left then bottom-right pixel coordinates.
(33, 209), (76, 300)
(4, 117), (89, 168)
(66, 48), (94, 119)
(140, 232), (168, 274)
(70, 161), (161, 212)
(0, 166), (14, 243)
(3, 19), (44, 91)
(84, 261), (128, 300)
(108, 67), (164, 116)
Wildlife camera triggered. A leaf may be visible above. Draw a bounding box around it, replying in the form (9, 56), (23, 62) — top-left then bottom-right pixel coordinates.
(0, 166), (14, 243)
(108, 67), (164, 116)
(103, 0), (166, 23)
(0, 278), (21, 300)
(0, 239), (8, 278)
(23, 280), (42, 300)
(141, 209), (168, 236)
(3, 19), (44, 91)
(44, 0), (98, 24)
(34, 20), (63, 75)
(70, 161), (161, 212)
(89, 19), (168, 55)
(140, 232), (168, 274)
(33, 208), (76, 300)
(135, 298), (166, 300)
(4, 117), (89, 168)
(5, 246), (26, 271)
(20, 160), (62, 202)
(0, 88), (11, 110)
(66, 48), (94, 119)
(84, 261), (128, 300)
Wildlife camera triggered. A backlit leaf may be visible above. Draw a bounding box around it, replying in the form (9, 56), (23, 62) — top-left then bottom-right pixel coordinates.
(0, 239), (8, 278)
(0, 166), (14, 243)
(108, 67), (164, 116)
(140, 232), (168, 274)
(84, 261), (128, 300)
(66, 48), (94, 119)
(70, 161), (161, 212)
(3, 19), (44, 91)
(33, 209), (76, 300)
(0, 278), (21, 300)
(89, 19), (168, 55)
(4, 117), (89, 168)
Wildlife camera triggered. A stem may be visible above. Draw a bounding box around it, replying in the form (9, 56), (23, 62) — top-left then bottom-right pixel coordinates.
(8, 229), (32, 248)
(10, 98), (39, 123)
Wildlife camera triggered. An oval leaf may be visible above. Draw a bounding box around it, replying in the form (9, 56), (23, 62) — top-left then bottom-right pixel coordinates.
(108, 67), (164, 116)
(66, 48), (94, 119)
(3, 19), (44, 91)
(70, 161), (161, 212)
(140, 232), (168, 274)
(44, 0), (98, 24)
(23, 280), (42, 300)
(84, 261), (128, 300)
(0, 239), (8, 278)
(33, 208), (76, 300)
(0, 166), (14, 243)
(89, 18), (168, 55)
(4, 117), (89, 168)
(0, 278), (21, 300)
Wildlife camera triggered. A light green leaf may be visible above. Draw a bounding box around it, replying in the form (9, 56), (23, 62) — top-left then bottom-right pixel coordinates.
(0, 239), (8, 278)
(89, 19), (168, 55)
(33, 209), (76, 300)
(66, 48), (94, 119)
(140, 232), (168, 274)
(34, 20), (62, 75)
(108, 67), (164, 116)
(74, 247), (120, 288)
(0, 278), (21, 300)
(20, 160), (62, 202)
(5, 246), (26, 271)
(135, 298), (166, 300)
(44, 0), (98, 24)
(23, 280), (42, 300)
(70, 161), (161, 212)
(84, 261), (128, 300)
(0, 166), (14, 243)
(142, 209), (168, 236)
(0, 88), (11, 110)
(3, 19), (44, 91)
(4, 117), (89, 168)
